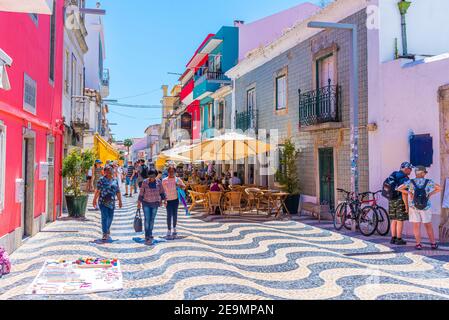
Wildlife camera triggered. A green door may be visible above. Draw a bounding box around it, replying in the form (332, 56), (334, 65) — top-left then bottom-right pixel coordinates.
(319, 148), (335, 210)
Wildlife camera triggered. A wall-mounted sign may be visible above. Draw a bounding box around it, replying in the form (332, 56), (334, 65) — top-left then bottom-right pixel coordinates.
(39, 162), (49, 180)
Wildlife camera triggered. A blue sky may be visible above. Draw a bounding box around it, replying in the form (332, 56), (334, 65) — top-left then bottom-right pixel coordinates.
(88, 0), (327, 141)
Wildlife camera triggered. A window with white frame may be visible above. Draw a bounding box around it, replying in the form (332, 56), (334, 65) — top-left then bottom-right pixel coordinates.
(275, 75), (287, 110)
(0, 122), (6, 211)
(23, 73), (37, 114)
(64, 50), (70, 95)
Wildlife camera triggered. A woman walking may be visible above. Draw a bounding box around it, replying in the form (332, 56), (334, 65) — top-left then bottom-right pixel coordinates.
(93, 165), (123, 241)
(162, 165), (186, 239)
(137, 169), (166, 245)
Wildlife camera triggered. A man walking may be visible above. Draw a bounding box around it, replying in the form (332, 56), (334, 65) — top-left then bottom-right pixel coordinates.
(398, 166), (441, 250)
(386, 162), (413, 245)
(125, 160), (136, 197)
(137, 159), (149, 189)
(162, 165), (186, 239)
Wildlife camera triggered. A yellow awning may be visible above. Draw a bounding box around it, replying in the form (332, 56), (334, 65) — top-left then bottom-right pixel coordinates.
(94, 133), (121, 165)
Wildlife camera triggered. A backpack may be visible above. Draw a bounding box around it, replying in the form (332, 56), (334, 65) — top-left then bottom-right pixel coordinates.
(412, 179), (430, 210)
(140, 165), (149, 179)
(382, 175), (399, 200)
(0, 247), (11, 277)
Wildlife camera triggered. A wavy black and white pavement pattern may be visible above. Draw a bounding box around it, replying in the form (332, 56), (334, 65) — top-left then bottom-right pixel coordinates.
(2, 194), (449, 300)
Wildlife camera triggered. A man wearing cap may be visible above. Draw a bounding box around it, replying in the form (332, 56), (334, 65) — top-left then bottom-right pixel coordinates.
(398, 166), (441, 250)
(125, 160), (136, 197)
(387, 162), (413, 245)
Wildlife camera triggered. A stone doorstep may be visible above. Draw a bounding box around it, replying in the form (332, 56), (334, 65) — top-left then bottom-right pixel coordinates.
(300, 202), (333, 221)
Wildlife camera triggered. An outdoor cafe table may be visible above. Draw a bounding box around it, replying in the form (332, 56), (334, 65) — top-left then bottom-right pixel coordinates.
(261, 191), (290, 219)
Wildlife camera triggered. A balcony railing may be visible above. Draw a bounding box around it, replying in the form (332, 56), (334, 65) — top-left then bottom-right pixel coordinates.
(195, 71), (229, 86)
(236, 109), (258, 132)
(71, 97), (90, 130)
(298, 80), (341, 127)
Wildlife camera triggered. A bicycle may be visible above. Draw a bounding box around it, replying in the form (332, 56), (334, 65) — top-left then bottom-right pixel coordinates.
(334, 188), (378, 237)
(359, 190), (390, 236)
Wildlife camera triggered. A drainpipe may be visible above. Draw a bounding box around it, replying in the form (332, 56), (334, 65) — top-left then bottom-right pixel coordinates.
(398, 0), (412, 56)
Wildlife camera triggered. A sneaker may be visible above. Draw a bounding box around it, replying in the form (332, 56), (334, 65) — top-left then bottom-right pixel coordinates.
(390, 237), (397, 245)
(395, 238), (407, 246)
(173, 228), (178, 237)
(415, 243), (423, 250)
(124, 193), (128, 197)
(431, 243), (439, 250)
(102, 233), (108, 241)
(145, 239), (153, 246)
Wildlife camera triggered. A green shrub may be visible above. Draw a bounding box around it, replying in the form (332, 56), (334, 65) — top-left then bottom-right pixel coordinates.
(275, 138), (300, 195)
(62, 148), (95, 197)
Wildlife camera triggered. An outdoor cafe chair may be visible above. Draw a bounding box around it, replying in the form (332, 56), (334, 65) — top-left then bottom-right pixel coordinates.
(245, 188), (264, 214)
(188, 190), (208, 212)
(224, 191), (243, 215)
(207, 191), (223, 216)
(196, 184), (209, 194)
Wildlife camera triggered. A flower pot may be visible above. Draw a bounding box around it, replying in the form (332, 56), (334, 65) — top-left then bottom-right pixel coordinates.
(65, 195), (88, 218)
(283, 194), (301, 215)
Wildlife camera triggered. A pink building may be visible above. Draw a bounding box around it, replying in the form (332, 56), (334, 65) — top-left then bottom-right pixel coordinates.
(238, 2), (321, 61)
(0, 0), (65, 253)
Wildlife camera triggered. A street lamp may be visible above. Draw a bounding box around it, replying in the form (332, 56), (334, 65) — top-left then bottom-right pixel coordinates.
(307, 21), (360, 197)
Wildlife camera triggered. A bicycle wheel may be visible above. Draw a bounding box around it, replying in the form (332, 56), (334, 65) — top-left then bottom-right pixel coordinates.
(334, 202), (347, 231)
(357, 206), (378, 237)
(343, 204), (353, 230)
(375, 206), (390, 236)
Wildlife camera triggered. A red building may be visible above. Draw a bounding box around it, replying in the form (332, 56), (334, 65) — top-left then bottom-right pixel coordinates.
(0, 1), (64, 253)
(179, 34), (215, 143)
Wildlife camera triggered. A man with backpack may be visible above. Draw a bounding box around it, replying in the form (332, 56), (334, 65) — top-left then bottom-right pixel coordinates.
(398, 166), (441, 250)
(137, 159), (149, 189)
(383, 162), (413, 245)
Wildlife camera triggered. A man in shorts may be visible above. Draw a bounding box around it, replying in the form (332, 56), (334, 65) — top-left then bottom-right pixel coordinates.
(398, 166), (441, 250)
(387, 162), (413, 245)
(125, 160), (136, 197)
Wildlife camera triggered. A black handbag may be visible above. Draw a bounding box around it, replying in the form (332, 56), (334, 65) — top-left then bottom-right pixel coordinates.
(133, 209), (143, 233)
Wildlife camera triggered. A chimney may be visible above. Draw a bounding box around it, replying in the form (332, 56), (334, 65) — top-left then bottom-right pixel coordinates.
(234, 20), (245, 27)
(162, 85), (168, 97)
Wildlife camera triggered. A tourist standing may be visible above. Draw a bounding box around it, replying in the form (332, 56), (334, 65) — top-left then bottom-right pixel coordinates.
(86, 167), (93, 193)
(162, 165), (186, 239)
(385, 162), (413, 245)
(137, 169), (166, 245)
(93, 165), (123, 241)
(398, 166), (442, 250)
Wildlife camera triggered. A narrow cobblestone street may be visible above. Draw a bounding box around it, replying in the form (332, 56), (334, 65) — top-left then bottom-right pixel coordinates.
(2, 194), (449, 300)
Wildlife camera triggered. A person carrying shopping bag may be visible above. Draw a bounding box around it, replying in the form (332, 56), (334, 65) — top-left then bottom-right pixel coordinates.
(162, 165), (186, 239)
(137, 169), (166, 246)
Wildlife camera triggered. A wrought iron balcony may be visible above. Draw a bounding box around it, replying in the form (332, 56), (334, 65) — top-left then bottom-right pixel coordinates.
(298, 80), (341, 127)
(236, 109), (258, 132)
(71, 97), (90, 130)
(195, 71), (230, 86)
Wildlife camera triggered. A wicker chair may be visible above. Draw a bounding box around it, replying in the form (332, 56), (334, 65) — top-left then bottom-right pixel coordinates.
(224, 191), (243, 215)
(245, 188), (263, 214)
(196, 184), (209, 194)
(188, 190), (208, 212)
(208, 192), (223, 215)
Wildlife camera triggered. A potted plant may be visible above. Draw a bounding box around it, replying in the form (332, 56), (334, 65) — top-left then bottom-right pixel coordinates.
(275, 138), (301, 214)
(62, 148), (96, 218)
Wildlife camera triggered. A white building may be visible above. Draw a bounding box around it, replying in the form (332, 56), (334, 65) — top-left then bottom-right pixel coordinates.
(83, 1), (111, 147)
